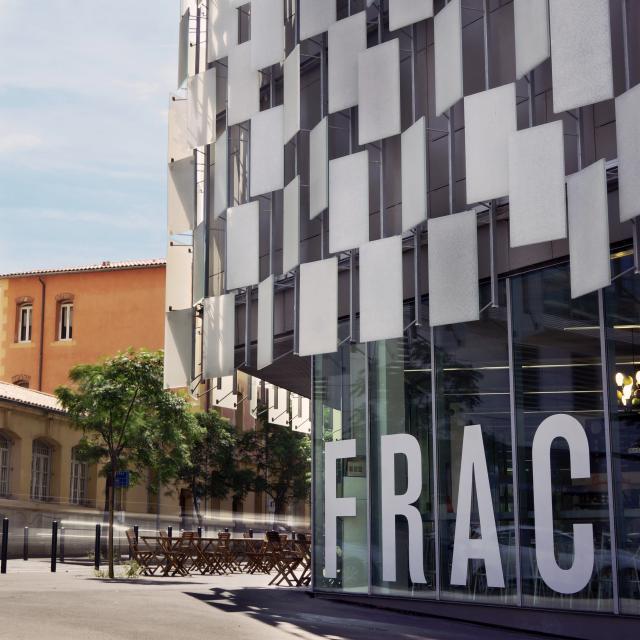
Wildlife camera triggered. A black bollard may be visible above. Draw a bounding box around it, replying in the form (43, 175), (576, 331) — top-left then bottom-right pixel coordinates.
(224, 527), (229, 533)
(60, 527), (65, 564)
(1, 518), (8, 574)
(23, 527), (28, 561)
(94, 524), (101, 571)
(197, 526), (202, 539)
(291, 530), (296, 541)
(133, 525), (139, 545)
(167, 526), (173, 540)
(248, 528), (253, 538)
(50, 521), (58, 573)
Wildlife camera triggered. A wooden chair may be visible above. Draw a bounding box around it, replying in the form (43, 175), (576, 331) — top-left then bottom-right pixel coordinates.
(126, 529), (160, 576)
(265, 531), (301, 586)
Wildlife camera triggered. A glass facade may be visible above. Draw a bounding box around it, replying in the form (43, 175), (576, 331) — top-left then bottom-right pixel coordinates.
(313, 253), (640, 617)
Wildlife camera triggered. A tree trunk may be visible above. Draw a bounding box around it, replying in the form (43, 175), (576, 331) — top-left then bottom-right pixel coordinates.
(108, 467), (115, 579)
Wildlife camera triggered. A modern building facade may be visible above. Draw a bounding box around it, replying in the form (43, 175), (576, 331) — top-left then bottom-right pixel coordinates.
(167, 0), (640, 636)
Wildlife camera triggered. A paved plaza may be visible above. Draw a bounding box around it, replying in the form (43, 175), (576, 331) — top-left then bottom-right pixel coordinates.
(0, 560), (554, 640)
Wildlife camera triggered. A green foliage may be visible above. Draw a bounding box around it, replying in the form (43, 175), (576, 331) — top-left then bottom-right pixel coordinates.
(240, 403), (311, 516)
(56, 348), (201, 578)
(180, 409), (254, 517)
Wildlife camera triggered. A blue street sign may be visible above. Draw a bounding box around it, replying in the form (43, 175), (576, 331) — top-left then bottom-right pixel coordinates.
(115, 470), (130, 489)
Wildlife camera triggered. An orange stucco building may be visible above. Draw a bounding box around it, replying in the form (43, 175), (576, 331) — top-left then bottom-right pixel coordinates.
(0, 260), (166, 393)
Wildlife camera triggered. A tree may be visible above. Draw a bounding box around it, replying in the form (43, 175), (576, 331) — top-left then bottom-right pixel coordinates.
(56, 349), (200, 578)
(179, 409), (254, 527)
(242, 405), (311, 521)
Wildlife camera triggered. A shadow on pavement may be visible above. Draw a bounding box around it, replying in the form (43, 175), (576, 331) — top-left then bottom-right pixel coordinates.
(184, 586), (533, 640)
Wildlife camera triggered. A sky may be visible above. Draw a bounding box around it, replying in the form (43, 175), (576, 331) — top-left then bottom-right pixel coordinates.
(0, 0), (179, 273)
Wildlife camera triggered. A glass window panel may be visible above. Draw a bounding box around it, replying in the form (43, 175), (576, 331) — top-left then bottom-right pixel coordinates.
(604, 252), (640, 616)
(512, 263), (613, 612)
(370, 300), (436, 597)
(435, 282), (517, 604)
(313, 326), (368, 592)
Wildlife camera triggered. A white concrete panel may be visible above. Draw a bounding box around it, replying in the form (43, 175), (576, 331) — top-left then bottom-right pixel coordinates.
(508, 120), (567, 247)
(434, 0), (463, 116)
(250, 105), (285, 197)
(328, 12), (367, 114)
(257, 275), (274, 369)
(389, 0), (433, 32)
(283, 176), (300, 273)
(464, 83), (517, 204)
(299, 257), (338, 357)
(359, 236), (404, 342)
(168, 97), (191, 162)
(212, 375), (238, 409)
(166, 244), (193, 311)
(208, 0), (238, 62)
(358, 39), (401, 145)
(549, 0), (613, 113)
(514, 0), (550, 79)
(401, 117), (427, 231)
(284, 45), (300, 144)
(310, 117), (328, 219)
(428, 211), (479, 326)
(213, 132), (228, 219)
(269, 386), (290, 426)
(567, 160), (611, 298)
(178, 9), (190, 87)
(250, 0), (284, 70)
(164, 309), (193, 389)
(168, 157), (195, 235)
(300, 0), (337, 40)
(228, 42), (261, 126)
(226, 201), (260, 290)
(616, 84), (640, 222)
(203, 293), (236, 379)
(329, 151), (369, 253)
(187, 68), (217, 148)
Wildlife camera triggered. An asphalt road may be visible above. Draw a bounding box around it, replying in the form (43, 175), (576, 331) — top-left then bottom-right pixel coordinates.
(0, 560), (552, 639)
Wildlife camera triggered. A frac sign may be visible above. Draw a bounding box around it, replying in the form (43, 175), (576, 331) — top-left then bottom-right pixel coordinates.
(325, 413), (594, 595)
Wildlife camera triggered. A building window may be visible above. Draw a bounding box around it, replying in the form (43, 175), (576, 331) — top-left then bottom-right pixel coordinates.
(69, 447), (87, 505)
(0, 435), (10, 497)
(58, 302), (73, 341)
(30, 440), (52, 501)
(17, 304), (32, 343)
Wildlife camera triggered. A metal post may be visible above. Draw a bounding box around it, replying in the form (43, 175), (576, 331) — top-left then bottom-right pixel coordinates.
(168, 526), (173, 540)
(224, 527), (229, 533)
(245, 286), (252, 366)
(447, 108), (455, 215)
(23, 527), (28, 562)
(197, 526), (203, 538)
(60, 527), (65, 564)
(94, 524), (101, 571)
(133, 525), (139, 545)
(248, 528), (253, 538)
(50, 521), (58, 573)
(430, 327), (440, 598)
(528, 71), (536, 128)
(598, 289), (620, 614)
(1, 518), (8, 574)
(349, 251), (356, 342)
(414, 231), (421, 327)
(506, 279), (522, 605)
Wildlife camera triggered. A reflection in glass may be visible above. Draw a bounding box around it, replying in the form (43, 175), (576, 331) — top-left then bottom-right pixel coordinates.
(512, 263), (613, 612)
(369, 301), (435, 596)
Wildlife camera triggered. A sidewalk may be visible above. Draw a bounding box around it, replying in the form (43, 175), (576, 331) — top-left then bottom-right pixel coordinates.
(0, 559), (541, 639)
